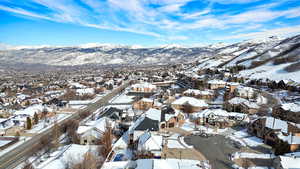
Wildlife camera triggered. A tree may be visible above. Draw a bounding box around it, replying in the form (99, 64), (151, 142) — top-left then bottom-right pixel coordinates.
(182, 103), (193, 116)
(52, 121), (60, 150)
(26, 117), (32, 130)
(98, 121), (113, 159)
(274, 140), (290, 155)
(22, 160), (34, 169)
(24, 100), (31, 107)
(67, 151), (101, 169)
(66, 120), (80, 144)
(241, 158), (251, 169)
(33, 112), (39, 125)
(108, 84), (113, 90)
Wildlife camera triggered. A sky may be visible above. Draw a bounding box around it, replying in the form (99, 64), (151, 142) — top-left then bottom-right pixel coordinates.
(0, 0), (300, 47)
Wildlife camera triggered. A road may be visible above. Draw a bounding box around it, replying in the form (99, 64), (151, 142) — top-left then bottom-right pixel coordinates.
(0, 80), (133, 169)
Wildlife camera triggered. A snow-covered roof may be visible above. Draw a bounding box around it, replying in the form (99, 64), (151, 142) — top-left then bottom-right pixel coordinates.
(192, 109), (246, 119)
(236, 86), (255, 95)
(172, 97), (208, 107)
(140, 98), (153, 102)
(227, 82), (239, 86)
(242, 101), (259, 109)
(228, 97), (248, 105)
(145, 108), (161, 122)
(132, 83), (156, 89)
(77, 117), (112, 135)
(265, 117), (288, 133)
(76, 88), (95, 95)
(183, 89), (214, 96)
(281, 103), (300, 112)
(277, 132), (300, 144)
(136, 159), (208, 169)
(138, 132), (162, 151)
(279, 152), (300, 169)
(14, 104), (46, 117)
(207, 79), (226, 85)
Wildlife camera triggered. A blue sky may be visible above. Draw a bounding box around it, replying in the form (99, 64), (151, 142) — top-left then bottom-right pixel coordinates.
(0, 0), (300, 47)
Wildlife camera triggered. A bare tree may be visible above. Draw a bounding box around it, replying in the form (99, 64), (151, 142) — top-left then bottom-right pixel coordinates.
(66, 119), (80, 144)
(67, 151), (101, 169)
(241, 158), (251, 169)
(22, 160), (35, 169)
(98, 121), (113, 159)
(52, 121), (60, 150)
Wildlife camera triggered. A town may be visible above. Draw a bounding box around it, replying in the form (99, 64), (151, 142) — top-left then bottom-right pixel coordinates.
(0, 62), (299, 169)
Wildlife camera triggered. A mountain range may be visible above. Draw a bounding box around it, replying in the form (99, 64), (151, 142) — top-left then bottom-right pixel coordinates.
(0, 34), (300, 82)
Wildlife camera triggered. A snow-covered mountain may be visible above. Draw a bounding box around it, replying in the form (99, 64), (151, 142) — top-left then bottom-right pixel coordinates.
(0, 35), (299, 78)
(191, 34), (300, 82)
(0, 44), (214, 66)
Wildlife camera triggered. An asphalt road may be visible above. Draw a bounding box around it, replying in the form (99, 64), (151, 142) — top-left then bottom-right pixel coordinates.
(0, 81), (133, 169)
(184, 135), (239, 169)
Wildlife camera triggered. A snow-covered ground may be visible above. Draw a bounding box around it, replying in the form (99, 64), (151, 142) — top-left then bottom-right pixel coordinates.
(34, 144), (99, 169)
(239, 62), (300, 82)
(28, 113), (70, 134)
(167, 139), (185, 149)
(110, 92), (134, 104)
(232, 152), (275, 160)
(227, 129), (264, 147)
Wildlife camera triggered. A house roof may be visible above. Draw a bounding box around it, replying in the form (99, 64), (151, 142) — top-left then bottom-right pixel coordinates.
(138, 132), (163, 151)
(134, 117), (159, 132)
(145, 108), (161, 122)
(172, 97), (208, 107)
(132, 83), (156, 89)
(265, 117), (288, 133)
(207, 79), (226, 85)
(183, 89), (214, 96)
(279, 152), (300, 169)
(14, 104), (46, 117)
(281, 103), (300, 112)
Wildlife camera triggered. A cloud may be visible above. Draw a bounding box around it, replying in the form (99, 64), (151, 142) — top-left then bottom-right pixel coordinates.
(0, 5), (51, 20)
(0, 0), (300, 44)
(216, 25), (300, 40)
(167, 35), (189, 40)
(210, 0), (261, 4)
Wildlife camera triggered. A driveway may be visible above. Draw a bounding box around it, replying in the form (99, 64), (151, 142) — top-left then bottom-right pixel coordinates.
(184, 135), (239, 169)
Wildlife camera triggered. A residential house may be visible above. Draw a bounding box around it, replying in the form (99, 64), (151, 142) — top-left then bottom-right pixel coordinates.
(225, 97), (259, 114)
(131, 83), (157, 93)
(272, 103), (300, 123)
(207, 79), (226, 90)
(274, 152), (300, 169)
(171, 96), (208, 113)
(226, 82), (239, 93)
(183, 89), (215, 100)
(191, 109), (248, 128)
(136, 131), (163, 158)
(248, 117), (300, 152)
(77, 117), (113, 145)
(133, 98), (162, 111)
(234, 86), (256, 99)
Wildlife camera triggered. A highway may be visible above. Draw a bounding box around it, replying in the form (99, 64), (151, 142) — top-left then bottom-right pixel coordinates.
(0, 80), (133, 169)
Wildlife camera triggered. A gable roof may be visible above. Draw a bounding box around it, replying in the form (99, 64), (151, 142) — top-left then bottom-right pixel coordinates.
(134, 117), (159, 131)
(172, 97), (208, 107)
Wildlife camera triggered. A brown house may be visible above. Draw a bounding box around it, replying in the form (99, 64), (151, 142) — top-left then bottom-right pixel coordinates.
(272, 103), (300, 123)
(248, 117), (300, 152)
(131, 83), (157, 93)
(171, 96), (208, 113)
(133, 98), (162, 111)
(183, 89), (215, 100)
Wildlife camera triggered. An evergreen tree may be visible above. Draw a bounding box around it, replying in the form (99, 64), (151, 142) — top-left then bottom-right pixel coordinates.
(26, 117), (32, 130)
(33, 112), (39, 124)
